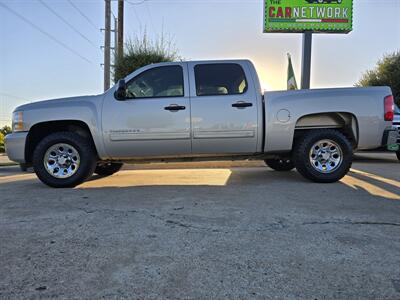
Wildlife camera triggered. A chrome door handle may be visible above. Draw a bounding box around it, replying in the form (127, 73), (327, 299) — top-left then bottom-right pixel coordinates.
(232, 101), (253, 108)
(164, 104), (186, 112)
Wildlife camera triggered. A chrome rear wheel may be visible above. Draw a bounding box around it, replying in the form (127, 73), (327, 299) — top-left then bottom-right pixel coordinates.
(309, 139), (343, 174)
(293, 129), (352, 183)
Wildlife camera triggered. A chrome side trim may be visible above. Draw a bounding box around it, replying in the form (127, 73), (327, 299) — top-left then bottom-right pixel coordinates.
(193, 130), (255, 139)
(109, 131), (190, 141)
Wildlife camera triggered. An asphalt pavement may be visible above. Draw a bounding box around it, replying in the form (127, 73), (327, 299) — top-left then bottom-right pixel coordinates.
(0, 153), (399, 299)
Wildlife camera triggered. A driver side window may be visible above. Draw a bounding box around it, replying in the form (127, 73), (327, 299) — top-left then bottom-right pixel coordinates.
(125, 65), (184, 99)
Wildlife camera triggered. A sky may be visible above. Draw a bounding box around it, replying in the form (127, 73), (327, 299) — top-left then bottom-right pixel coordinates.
(0, 0), (399, 126)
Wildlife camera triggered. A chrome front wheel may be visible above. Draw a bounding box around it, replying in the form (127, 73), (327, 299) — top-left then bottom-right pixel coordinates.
(44, 143), (81, 178)
(33, 132), (97, 188)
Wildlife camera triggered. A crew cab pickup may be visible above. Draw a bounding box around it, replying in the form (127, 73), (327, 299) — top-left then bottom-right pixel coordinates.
(5, 60), (398, 187)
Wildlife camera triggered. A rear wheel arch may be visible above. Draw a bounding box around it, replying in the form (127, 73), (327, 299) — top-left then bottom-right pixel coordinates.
(294, 112), (359, 149)
(25, 120), (98, 164)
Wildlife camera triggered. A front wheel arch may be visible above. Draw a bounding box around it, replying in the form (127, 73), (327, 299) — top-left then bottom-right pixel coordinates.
(25, 120), (98, 164)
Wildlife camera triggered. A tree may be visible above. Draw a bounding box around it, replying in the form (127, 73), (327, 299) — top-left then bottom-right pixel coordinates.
(0, 125), (12, 136)
(113, 33), (179, 83)
(356, 51), (400, 106)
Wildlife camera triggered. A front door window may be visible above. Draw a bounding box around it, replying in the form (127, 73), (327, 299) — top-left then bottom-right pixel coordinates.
(125, 66), (184, 99)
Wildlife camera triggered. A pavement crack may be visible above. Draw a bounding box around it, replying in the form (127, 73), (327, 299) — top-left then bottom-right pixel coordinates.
(303, 220), (400, 227)
(149, 214), (288, 233)
(165, 219), (200, 229)
(74, 207), (138, 215)
(149, 214), (211, 230)
(351, 221), (400, 227)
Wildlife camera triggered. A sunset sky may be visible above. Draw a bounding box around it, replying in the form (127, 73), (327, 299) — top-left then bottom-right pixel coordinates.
(1, 0), (399, 126)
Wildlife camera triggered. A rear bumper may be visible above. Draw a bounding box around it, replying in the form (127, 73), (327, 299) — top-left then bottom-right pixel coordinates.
(5, 132), (28, 163)
(382, 126), (400, 151)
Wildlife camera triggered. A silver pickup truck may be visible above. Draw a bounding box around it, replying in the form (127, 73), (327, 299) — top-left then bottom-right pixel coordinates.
(5, 60), (398, 187)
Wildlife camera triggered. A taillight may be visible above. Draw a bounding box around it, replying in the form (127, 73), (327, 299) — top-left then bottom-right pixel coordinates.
(384, 95), (394, 121)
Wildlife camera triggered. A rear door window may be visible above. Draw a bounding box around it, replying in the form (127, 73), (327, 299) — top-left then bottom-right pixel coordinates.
(194, 64), (248, 96)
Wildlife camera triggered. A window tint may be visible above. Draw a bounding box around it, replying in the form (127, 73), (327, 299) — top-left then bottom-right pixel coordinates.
(125, 66), (184, 99)
(194, 63), (248, 96)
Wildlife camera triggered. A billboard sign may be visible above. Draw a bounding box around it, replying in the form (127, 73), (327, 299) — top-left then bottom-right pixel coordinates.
(264, 0), (353, 33)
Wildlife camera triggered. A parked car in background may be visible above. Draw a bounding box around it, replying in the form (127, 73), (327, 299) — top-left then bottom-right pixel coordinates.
(394, 104), (400, 160)
(5, 60), (399, 187)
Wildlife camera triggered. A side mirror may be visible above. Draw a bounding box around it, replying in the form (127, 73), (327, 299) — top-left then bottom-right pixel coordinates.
(114, 79), (126, 100)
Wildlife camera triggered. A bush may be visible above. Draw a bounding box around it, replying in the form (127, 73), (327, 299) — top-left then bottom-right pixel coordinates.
(0, 126), (11, 153)
(0, 132), (5, 153)
(356, 51), (400, 106)
(113, 33), (179, 83)
(0, 125), (12, 136)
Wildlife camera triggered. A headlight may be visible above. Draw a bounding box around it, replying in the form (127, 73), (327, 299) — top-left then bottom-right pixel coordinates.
(12, 111), (24, 132)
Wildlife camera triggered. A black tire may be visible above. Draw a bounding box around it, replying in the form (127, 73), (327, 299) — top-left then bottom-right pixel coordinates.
(33, 132), (97, 188)
(292, 129), (353, 183)
(265, 158), (295, 171)
(95, 162), (123, 176)
(396, 151), (400, 161)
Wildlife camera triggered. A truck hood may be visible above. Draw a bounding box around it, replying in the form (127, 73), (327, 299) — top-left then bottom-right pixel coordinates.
(14, 95), (102, 112)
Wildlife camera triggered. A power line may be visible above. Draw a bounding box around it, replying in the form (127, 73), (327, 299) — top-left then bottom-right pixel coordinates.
(0, 2), (93, 64)
(125, 0), (154, 31)
(127, 1), (143, 28)
(125, 0), (149, 5)
(104, 0), (112, 91)
(0, 92), (29, 120)
(145, 1), (156, 33)
(38, 0), (99, 49)
(67, 0), (101, 34)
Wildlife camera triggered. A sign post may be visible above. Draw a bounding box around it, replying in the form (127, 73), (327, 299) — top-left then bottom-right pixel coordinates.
(263, 0), (353, 89)
(301, 31), (313, 89)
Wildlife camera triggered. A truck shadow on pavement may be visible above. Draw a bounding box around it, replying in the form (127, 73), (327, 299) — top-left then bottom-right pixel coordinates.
(1, 167), (400, 300)
(0, 165), (399, 202)
(353, 153), (399, 164)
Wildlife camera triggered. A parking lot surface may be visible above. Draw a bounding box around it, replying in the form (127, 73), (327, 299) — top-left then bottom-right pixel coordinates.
(1, 153), (399, 299)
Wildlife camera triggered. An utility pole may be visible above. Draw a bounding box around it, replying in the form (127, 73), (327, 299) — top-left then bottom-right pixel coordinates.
(103, 0), (111, 91)
(117, 0), (124, 59)
(114, 17), (118, 58)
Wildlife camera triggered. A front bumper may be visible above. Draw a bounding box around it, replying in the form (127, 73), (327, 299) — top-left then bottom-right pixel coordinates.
(5, 132), (28, 163)
(383, 127), (400, 151)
